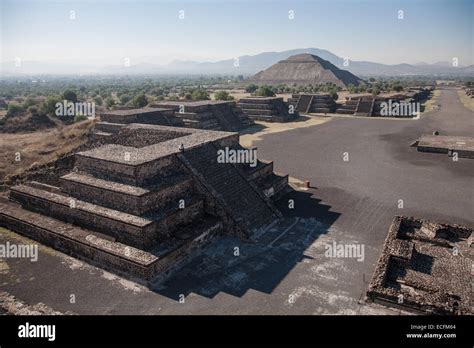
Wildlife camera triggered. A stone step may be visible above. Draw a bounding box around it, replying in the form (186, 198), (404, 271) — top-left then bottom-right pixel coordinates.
(75, 149), (183, 187)
(311, 102), (335, 108)
(238, 159), (273, 181)
(99, 109), (177, 125)
(254, 172), (290, 199)
(0, 200), (159, 280)
(0, 200), (222, 281)
(239, 108), (276, 116)
(10, 184), (206, 249)
(245, 114), (275, 121)
(295, 95), (312, 113)
(236, 103), (274, 110)
(92, 131), (112, 140)
(175, 111), (214, 120)
(180, 144), (276, 235)
(238, 97), (282, 104)
(9, 185), (156, 249)
(94, 122), (125, 134)
(310, 107), (332, 113)
(209, 104), (245, 132)
(60, 172), (193, 215)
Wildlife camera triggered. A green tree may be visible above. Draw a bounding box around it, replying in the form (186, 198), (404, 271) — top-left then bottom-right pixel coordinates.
(40, 95), (62, 115)
(6, 102), (24, 118)
(245, 84), (258, 93)
(28, 105), (39, 115)
(191, 89), (210, 101)
(62, 90), (78, 103)
(105, 97), (116, 108)
(129, 93), (148, 108)
(393, 85), (403, 92)
(214, 91), (234, 101)
(22, 97), (38, 109)
(255, 86), (275, 97)
(120, 94), (132, 105)
(93, 96), (103, 106)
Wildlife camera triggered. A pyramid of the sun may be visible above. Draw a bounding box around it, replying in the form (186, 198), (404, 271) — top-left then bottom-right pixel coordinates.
(250, 54), (363, 87)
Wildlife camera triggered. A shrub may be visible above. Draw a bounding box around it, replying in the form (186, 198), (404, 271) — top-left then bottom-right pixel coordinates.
(62, 90), (78, 103)
(214, 91), (234, 101)
(245, 84), (258, 93)
(191, 89), (209, 101)
(255, 86), (275, 97)
(6, 102), (24, 118)
(74, 114), (88, 122)
(129, 93), (148, 108)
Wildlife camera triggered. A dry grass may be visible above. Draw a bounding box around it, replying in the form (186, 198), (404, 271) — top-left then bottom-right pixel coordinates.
(0, 119), (95, 183)
(240, 115), (331, 148)
(457, 89), (474, 112)
(422, 89), (441, 114)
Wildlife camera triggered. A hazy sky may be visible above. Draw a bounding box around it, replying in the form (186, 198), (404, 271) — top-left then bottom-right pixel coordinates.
(1, 0), (473, 66)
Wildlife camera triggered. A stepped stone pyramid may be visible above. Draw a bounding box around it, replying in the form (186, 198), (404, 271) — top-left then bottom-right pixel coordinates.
(152, 100), (253, 131)
(0, 124), (289, 282)
(249, 54), (363, 87)
(95, 101), (253, 140)
(288, 93), (338, 114)
(236, 97), (297, 122)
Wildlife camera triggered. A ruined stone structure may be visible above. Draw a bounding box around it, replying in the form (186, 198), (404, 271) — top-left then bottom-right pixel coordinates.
(288, 93), (337, 114)
(413, 135), (474, 159)
(0, 124), (289, 282)
(249, 54), (363, 87)
(151, 100), (253, 132)
(236, 97), (296, 122)
(96, 102), (252, 137)
(94, 107), (184, 139)
(367, 216), (473, 315)
(335, 88), (432, 117)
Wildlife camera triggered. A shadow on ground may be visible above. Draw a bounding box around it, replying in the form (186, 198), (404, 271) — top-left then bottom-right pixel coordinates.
(152, 189), (340, 300)
(239, 122), (267, 135)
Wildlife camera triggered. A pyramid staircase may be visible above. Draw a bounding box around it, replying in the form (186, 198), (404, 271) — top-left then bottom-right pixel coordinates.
(288, 94), (337, 114)
(178, 143), (281, 237)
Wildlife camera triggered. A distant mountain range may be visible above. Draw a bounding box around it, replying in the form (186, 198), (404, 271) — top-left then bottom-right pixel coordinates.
(2, 48), (473, 77)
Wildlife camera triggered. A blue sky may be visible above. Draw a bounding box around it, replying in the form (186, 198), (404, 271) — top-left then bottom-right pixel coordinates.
(1, 0), (473, 66)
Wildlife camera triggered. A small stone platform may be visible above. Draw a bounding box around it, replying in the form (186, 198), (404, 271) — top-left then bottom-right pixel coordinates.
(414, 135), (474, 159)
